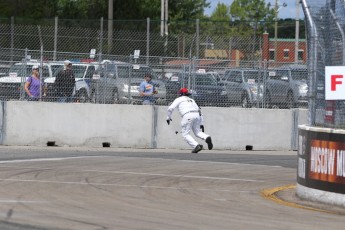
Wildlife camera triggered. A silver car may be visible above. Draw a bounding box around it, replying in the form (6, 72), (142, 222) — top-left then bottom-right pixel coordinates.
(265, 65), (308, 108)
(222, 69), (264, 108)
(90, 60), (167, 105)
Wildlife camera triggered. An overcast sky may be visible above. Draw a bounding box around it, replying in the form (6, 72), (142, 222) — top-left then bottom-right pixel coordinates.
(204, 0), (303, 19)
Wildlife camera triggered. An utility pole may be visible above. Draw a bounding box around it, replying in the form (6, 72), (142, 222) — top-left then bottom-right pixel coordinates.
(294, 0), (300, 63)
(160, 0), (168, 36)
(161, 0), (168, 74)
(108, 0), (113, 54)
(274, 0), (287, 65)
(274, 0), (278, 64)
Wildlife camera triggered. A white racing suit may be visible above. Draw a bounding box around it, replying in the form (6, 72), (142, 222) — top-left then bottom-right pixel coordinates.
(167, 96), (210, 148)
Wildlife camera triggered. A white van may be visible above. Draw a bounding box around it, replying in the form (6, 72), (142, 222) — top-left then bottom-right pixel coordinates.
(44, 61), (97, 102)
(0, 59), (52, 100)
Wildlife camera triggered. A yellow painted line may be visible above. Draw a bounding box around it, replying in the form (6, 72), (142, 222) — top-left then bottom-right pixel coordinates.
(261, 184), (338, 214)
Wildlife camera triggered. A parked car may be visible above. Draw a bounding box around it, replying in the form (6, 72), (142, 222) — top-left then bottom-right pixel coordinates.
(221, 68), (264, 108)
(164, 72), (227, 107)
(90, 60), (167, 105)
(0, 59), (52, 100)
(265, 65), (308, 108)
(44, 61), (96, 102)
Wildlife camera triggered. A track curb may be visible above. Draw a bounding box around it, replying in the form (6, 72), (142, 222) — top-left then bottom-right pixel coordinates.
(261, 184), (339, 214)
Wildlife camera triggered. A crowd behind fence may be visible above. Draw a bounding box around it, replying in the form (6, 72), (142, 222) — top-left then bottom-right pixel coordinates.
(0, 49), (308, 110)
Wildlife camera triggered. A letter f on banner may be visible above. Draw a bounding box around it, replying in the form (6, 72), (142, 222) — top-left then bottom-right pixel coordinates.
(331, 75), (343, 91)
(325, 66), (345, 100)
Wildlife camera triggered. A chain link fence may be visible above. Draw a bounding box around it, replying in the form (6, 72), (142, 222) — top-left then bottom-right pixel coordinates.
(301, 0), (345, 129)
(0, 16), (307, 108)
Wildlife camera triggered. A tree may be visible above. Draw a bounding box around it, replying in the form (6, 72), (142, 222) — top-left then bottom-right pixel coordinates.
(0, 0), (58, 19)
(206, 3), (232, 35)
(0, 0), (210, 21)
(210, 2), (230, 21)
(230, 0), (275, 35)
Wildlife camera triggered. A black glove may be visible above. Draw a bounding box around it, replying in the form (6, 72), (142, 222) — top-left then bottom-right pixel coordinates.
(167, 118), (172, 125)
(200, 125), (204, 132)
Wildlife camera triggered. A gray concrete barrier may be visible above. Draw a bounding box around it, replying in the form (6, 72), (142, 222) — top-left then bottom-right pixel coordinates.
(0, 101), (3, 145)
(0, 101), (307, 150)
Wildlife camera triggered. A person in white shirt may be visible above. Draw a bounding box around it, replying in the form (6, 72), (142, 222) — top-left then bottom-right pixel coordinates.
(166, 87), (213, 153)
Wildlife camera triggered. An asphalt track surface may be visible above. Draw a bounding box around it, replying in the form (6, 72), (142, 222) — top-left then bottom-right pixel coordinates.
(0, 146), (343, 230)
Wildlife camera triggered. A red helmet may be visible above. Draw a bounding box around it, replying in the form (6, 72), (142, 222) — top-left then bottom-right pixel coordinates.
(178, 88), (190, 95)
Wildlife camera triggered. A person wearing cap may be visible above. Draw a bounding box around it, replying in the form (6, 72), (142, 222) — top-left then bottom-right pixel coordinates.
(24, 65), (44, 101)
(166, 87), (213, 153)
(139, 73), (157, 105)
(53, 60), (75, 102)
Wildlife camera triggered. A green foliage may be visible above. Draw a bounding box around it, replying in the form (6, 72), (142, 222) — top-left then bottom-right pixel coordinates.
(210, 3), (230, 21)
(0, 0), (58, 19)
(230, 0), (275, 34)
(0, 0), (302, 42)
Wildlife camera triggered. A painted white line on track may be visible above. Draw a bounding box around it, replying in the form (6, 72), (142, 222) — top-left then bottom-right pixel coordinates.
(179, 159), (283, 168)
(0, 200), (49, 204)
(85, 170), (265, 182)
(0, 156), (103, 164)
(0, 156), (265, 183)
(0, 178), (252, 192)
(0, 166), (265, 183)
(0, 155), (283, 168)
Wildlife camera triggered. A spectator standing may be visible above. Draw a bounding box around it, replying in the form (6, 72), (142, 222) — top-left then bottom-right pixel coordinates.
(166, 87), (213, 153)
(24, 65), (44, 101)
(139, 73), (157, 105)
(54, 60), (75, 102)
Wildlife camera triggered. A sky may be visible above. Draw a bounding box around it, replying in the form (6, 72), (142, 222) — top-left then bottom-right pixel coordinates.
(204, 0), (304, 19)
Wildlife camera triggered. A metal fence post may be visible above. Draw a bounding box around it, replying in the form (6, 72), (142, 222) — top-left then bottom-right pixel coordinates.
(99, 17), (103, 62)
(37, 25), (44, 101)
(54, 16), (58, 61)
(196, 19), (199, 59)
(146, 17), (150, 65)
(10, 16), (14, 63)
(301, 0), (317, 126)
(108, 0), (113, 54)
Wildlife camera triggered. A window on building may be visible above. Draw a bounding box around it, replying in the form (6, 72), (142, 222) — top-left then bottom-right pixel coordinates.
(269, 49), (275, 60)
(298, 50), (304, 60)
(284, 49), (289, 58)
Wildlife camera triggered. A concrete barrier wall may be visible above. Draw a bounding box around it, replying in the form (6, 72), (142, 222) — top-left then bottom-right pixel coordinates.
(1, 101), (308, 150)
(0, 101), (3, 145)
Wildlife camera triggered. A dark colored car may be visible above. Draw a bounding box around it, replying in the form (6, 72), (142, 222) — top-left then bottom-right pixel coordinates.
(165, 72), (227, 107)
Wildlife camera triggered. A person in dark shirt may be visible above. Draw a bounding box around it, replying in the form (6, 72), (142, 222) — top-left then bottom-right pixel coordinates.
(54, 60), (76, 102)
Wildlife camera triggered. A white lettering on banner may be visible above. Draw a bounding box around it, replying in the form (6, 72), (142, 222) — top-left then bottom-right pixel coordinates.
(298, 158), (305, 179)
(310, 147), (335, 175)
(298, 135), (305, 156)
(337, 150), (345, 177)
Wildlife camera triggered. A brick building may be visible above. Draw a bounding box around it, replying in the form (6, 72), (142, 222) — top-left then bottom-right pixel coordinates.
(262, 32), (307, 66)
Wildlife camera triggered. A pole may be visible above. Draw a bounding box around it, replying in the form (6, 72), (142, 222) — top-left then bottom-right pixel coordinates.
(160, 0), (164, 36)
(196, 19), (200, 59)
(274, 0), (278, 65)
(99, 17), (103, 62)
(108, 0), (113, 54)
(53, 16), (58, 61)
(146, 17), (150, 65)
(294, 0), (300, 63)
(10, 16), (14, 63)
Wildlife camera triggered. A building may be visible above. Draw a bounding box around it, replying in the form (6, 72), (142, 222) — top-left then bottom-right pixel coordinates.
(262, 32), (307, 66)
